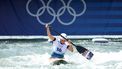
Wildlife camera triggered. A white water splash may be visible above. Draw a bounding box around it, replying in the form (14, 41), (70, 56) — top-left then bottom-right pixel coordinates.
(0, 40), (122, 69)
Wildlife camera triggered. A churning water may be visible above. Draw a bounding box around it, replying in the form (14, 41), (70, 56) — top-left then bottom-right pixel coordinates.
(0, 39), (122, 69)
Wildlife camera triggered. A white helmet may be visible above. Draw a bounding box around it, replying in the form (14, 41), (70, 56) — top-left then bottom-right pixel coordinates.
(59, 33), (67, 39)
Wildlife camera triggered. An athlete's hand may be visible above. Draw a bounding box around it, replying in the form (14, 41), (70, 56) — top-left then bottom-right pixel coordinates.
(45, 24), (49, 28)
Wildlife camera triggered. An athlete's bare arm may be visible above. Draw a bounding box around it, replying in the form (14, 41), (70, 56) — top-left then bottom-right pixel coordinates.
(45, 24), (55, 41)
(67, 40), (74, 52)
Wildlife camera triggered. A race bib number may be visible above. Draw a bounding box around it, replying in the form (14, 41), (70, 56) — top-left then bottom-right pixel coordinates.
(57, 48), (62, 52)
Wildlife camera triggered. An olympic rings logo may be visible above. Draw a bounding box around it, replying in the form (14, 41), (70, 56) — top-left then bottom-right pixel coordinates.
(26, 0), (87, 25)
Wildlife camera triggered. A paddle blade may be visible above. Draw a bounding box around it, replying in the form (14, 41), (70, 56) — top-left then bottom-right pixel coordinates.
(75, 46), (94, 60)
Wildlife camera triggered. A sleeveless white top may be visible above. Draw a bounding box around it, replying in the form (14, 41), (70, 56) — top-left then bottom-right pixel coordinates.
(52, 38), (69, 54)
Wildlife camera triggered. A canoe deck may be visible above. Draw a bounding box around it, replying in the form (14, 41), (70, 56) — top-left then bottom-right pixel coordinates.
(52, 60), (68, 65)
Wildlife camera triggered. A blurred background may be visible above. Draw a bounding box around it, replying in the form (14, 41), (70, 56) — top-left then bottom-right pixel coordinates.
(0, 0), (122, 35)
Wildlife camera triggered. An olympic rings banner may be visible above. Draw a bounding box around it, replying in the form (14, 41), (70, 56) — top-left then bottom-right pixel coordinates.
(0, 0), (122, 35)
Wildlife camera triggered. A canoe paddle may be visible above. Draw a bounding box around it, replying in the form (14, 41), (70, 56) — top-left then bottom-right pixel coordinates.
(49, 27), (94, 60)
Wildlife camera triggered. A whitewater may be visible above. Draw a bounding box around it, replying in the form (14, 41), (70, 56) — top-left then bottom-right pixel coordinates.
(0, 39), (122, 69)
